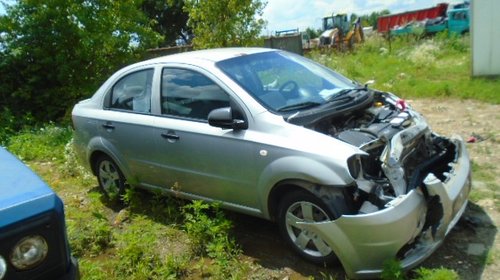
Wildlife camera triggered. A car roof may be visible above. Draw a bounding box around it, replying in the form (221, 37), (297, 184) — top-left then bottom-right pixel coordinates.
(141, 47), (276, 66)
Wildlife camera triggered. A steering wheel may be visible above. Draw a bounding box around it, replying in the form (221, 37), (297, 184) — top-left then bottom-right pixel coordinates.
(279, 80), (299, 95)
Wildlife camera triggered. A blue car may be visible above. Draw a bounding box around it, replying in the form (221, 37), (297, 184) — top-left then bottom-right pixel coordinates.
(0, 148), (78, 280)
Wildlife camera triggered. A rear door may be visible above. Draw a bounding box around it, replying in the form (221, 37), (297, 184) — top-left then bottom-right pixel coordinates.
(98, 68), (160, 186)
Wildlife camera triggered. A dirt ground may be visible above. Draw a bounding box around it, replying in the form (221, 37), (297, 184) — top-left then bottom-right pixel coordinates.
(229, 98), (500, 279)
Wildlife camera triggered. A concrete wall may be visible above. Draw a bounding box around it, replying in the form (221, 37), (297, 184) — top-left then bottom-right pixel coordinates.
(471, 0), (500, 76)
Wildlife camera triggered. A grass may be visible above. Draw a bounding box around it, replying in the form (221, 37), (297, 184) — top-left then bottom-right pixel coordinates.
(307, 33), (499, 104)
(3, 34), (499, 279)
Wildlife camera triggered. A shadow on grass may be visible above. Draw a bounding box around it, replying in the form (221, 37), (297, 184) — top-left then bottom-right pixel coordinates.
(227, 211), (347, 279)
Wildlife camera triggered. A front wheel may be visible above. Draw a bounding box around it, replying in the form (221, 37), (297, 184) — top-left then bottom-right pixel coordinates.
(95, 155), (126, 202)
(277, 190), (338, 265)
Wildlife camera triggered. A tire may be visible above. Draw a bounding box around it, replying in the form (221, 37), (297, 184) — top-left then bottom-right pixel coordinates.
(277, 190), (339, 265)
(95, 155), (126, 202)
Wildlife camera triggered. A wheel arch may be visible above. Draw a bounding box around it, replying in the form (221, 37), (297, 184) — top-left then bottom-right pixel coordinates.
(267, 179), (356, 222)
(258, 156), (355, 220)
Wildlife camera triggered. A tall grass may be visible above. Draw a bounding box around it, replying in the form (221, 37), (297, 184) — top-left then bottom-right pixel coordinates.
(308, 33), (499, 103)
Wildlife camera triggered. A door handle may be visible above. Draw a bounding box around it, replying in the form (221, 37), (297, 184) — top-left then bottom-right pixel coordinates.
(161, 132), (180, 140)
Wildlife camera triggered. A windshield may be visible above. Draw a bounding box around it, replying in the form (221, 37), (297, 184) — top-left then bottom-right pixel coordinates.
(216, 51), (358, 113)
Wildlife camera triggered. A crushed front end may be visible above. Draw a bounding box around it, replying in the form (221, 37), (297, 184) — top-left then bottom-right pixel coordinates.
(299, 91), (472, 278)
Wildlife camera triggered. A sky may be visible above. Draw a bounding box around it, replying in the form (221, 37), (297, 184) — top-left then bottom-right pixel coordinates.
(261, 0), (463, 35)
(1, 0), (463, 33)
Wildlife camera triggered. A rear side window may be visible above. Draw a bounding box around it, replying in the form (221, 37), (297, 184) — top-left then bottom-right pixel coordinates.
(161, 68), (230, 120)
(109, 69), (154, 113)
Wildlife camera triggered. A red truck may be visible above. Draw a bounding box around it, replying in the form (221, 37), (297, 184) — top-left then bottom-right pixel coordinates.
(377, 3), (449, 33)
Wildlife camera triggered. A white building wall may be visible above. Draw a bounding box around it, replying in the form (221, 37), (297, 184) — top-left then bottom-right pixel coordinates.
(471, 0), (500, 76)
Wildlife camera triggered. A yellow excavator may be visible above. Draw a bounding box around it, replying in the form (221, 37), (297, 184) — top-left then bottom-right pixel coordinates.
(319, 13), (364, 51)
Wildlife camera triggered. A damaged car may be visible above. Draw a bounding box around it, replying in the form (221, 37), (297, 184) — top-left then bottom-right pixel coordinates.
(72, 48), (471, 279)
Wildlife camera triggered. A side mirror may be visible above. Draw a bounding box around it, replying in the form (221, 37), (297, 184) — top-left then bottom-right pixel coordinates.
(208, 107), (247, 130)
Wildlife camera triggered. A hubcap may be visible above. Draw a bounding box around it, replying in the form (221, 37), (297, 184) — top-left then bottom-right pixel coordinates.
(285, 201), (332, 257)
(98, 160), (120, 197)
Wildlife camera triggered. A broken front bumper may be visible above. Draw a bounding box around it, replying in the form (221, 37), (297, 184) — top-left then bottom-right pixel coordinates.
(301, 136), (471, 279)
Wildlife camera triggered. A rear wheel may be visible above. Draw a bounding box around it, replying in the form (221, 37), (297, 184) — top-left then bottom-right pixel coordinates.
(277, 190), (339, 265)
(95, 155), (126, 201)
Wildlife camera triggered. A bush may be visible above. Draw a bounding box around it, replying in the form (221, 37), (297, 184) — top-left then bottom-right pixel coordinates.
(0, 108), (34, 145)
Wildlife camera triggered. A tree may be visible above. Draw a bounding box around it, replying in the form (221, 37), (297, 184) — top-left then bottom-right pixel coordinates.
(367, 9), (390, 29)
(0, 0), (162, 122)
(183, 0), (266, 49)
(304, 27), (321, 39)
(141, 0), (192, 47)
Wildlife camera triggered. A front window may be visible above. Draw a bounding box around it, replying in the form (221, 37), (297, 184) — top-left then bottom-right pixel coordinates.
(216, 51), (357, 113)
(161, 68), (230, 120)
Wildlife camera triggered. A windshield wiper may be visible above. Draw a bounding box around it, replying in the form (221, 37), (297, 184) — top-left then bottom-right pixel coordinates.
(277, 101), (322, 112)
(326, 88), (361, 102)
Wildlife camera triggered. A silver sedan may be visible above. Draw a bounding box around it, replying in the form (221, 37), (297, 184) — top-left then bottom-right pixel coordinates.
(72, 48), (471, 279)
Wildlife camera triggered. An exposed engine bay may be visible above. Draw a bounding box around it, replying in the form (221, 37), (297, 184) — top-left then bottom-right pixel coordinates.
(309, 91), (458, 214)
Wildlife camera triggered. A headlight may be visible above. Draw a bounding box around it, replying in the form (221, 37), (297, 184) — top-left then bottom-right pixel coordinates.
(0, 255), (6, 279)
(10, 235), (48, 270)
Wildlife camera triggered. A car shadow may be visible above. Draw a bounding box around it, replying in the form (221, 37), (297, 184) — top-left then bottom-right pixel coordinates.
(227, 211), (347, 279)
(94, 186), (346, 277)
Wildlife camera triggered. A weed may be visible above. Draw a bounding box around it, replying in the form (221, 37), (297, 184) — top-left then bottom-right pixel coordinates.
(113, 215), (189, 279)
(381, 259), (406, 280)
(123, 186), (185, 225)
(67, 210), (113, 257)
(79, 259), (109, 280)
(182, 200), (241, 276)
(59, 138), (94, 180)
(7, 124), (72, 162)
(485, 249), (496, 265)
(413, 267), (459, 280)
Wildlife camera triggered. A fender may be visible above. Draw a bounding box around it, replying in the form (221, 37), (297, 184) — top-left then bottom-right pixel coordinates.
(258, 155), (354, 218)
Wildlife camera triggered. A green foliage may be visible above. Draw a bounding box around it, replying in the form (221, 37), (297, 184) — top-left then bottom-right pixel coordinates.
(0, 107), (34, 145)
(183, 201), (237, 255)
(381, 259), (406, 280)
(141, 0), (191, 47)
(59, 137), (94, 180)
(68, 207), (113, 257)
(0, 0), (162, 122)
(183, 0), (266, 49)
(352, 9), (390, 29)
(7, 124), (72, 162)
(113, 216), (188, 279)
(182, 200), (241, 276)
(123, 186), (185, 225)
(304, 27), (321, 39)
(308, 35), (499, 104)
(413, 267), (459, 280)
